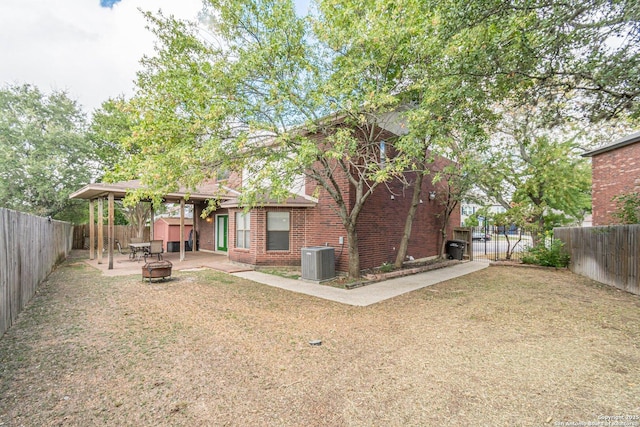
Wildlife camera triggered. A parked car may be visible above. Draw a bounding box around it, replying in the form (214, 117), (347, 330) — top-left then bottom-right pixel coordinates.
(472, 232), (491, 241)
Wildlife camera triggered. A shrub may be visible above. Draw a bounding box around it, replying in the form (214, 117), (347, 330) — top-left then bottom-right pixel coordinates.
(522, 239), (570, 268)
(378, 262), (394, 273)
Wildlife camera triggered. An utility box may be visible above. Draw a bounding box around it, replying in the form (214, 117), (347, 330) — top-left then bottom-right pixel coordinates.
(301, 247), (335, 282)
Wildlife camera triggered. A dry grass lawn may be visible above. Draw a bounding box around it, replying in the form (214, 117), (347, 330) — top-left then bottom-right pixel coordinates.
(1, 252), (640, 426)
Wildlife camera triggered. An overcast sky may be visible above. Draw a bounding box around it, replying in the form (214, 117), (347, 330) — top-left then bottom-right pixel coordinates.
(0, 0), (310, 116)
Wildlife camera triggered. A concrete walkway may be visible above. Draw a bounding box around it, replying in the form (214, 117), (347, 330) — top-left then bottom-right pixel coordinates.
(232, 261), (489, 306)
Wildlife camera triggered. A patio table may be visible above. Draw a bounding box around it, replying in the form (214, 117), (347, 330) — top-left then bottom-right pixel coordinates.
(129, 242), (150, 262)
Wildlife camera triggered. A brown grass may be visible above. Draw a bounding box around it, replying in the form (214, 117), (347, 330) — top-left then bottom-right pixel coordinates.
(1, 253), (640, 426)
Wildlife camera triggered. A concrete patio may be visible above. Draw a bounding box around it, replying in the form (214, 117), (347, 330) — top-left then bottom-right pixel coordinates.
(81, 250), (251, 277)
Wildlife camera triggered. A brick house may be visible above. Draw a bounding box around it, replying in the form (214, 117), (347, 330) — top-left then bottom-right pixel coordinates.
(72, 118), (460, 274)
(209, 119), (459, 273)
(583, 130), (640, 225)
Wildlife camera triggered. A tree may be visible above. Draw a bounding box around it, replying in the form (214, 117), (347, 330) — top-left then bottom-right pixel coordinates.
(435, 0), (640, 122)
(117, 0), (638, 277)
(88, 97), (156, 234)
(122, 2), (414, 278)
(492, 204), (530, 260)
(437, 0), (638, 241)
(0, 84), (94, 221)
(88, 96), (140, 177)
(433, 155), (480, 259)
(475, 105), (592, 243)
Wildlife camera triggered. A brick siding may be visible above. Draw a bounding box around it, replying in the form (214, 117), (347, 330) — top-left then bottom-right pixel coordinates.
(210, 126), (461, 272)
(591, 142), (640, 225)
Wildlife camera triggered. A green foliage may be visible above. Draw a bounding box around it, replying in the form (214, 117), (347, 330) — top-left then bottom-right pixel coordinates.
(88, 96), (140, 180)
(0, 84), (94, 221)
(378, 262), (394, 273)
(463, 215), (479, 227)
(493, 205), (529, 230)
(477, 109), (593, 234)
(612, 192), (640, 224)
(114, 0), (638, 276)
(522, 239), (570, 268)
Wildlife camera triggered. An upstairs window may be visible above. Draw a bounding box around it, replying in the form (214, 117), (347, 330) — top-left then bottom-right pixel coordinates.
(379, 140), (386, 165)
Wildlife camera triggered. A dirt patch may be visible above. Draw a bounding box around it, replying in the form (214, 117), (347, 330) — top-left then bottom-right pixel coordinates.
(1, 258), (640, 426)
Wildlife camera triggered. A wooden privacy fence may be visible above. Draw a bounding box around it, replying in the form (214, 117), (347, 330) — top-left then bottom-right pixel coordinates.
(72, 225), (150, 250)
(555, 225), (640, 295)
(0, 208), (73, 337)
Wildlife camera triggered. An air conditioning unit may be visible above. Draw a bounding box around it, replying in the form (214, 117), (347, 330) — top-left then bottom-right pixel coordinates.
(301, 247), (335, 282)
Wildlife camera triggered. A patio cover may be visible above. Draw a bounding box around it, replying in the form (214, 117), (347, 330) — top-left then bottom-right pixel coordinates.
(70, 179), (237, 269)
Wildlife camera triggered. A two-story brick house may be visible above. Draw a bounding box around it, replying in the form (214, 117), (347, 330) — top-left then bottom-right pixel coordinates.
(72, 116), (460, 274)
(210, 118), (459, 272)
(583, 130), (640, 225)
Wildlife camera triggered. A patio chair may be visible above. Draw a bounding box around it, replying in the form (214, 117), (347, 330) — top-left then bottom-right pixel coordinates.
(115, 240), (131, 257)
(145, 239), (164, 262)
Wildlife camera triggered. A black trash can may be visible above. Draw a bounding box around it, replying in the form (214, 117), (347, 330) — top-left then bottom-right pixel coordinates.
(446, 239), (466, 260)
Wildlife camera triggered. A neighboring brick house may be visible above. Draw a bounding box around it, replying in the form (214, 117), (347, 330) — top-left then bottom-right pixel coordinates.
(583, 130), (640, 225)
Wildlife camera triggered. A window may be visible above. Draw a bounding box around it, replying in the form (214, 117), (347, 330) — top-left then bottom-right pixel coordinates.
(267, 212), (290, 251)
(462, 205), (475, 216)
(236, 212), (250, 249)
(379, 141), (386, 165)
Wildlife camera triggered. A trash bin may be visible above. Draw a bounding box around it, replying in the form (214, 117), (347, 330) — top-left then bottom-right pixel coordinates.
(446, 239), (466, 260)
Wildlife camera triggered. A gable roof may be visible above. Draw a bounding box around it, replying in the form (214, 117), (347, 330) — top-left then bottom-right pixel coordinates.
(582, 130), (640, 157)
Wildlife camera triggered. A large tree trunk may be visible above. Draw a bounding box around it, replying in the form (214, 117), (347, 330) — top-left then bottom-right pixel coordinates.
(394, 173), (424, 268)
(439, 228), (448, 259)
(346, 225), (360, 278)
(125, 202), (151, 238)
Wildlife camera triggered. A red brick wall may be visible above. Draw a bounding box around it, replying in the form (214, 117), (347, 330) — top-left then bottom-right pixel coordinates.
(301, 157), (460, 272)
(302, 161), (351, 271)
(192, 202), (225, 252)
(591, 142), (640, 225)
(228, 207), (311, 266)
(224, 128), (461, 272)
(223, 171), (243, 190)
(356, 167), (460, 270)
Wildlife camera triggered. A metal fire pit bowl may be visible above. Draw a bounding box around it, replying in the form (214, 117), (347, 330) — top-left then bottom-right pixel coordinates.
(142, 260), (173, 283)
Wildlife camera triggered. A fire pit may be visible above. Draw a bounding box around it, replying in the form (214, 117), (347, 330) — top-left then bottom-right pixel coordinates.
(142, 260), (173, 283)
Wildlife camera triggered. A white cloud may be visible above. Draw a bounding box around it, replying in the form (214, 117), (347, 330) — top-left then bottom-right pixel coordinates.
(0, 0), (203, 114)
